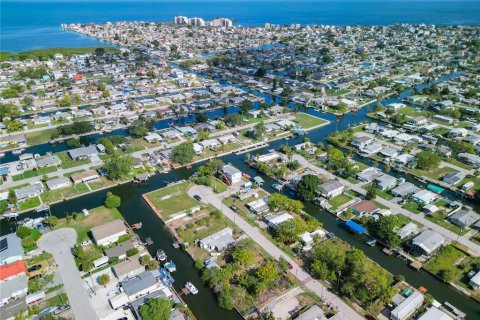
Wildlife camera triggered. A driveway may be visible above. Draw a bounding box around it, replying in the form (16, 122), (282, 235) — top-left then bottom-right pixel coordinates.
(38, 228), (97, 320)
(188, 185), (364, 320)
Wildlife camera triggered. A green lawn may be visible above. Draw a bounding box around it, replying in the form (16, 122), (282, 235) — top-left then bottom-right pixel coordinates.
(145, 181), (199, 219)
(25, 128), (57, 145)
(458, 175), (480, 191)
(425, 245), (465, 278)
(246, 116), (268, 124)
(18, 196), (41, 211)
(402, 201), (422, 214)
(177, 212), (236, 243)
(12, 166), (57, 181)
(293, 112), (328, 129)
(54, 206), (123, 243)
(411, 166), (457, 181)
(329, 194), (351, 210)
(57, 151), (90, 169)
(365, 182), (394, 200)
(40, 183), (90, 203)
(211, 178), (228, 193)
(397, 107), (430, 117)
(425, 213), (469, 236)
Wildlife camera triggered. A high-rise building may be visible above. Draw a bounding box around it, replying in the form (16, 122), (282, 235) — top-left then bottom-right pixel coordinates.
(174, 16), (190, 25)
(190, 17), (205, 27)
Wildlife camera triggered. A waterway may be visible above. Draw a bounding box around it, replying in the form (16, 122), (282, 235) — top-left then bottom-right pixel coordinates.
(1, 72), (479, 318)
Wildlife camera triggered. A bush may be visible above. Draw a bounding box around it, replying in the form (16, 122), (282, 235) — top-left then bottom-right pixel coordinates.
(126, 248), (139, 257)
(16, 226), (32, 239)
(105, 192), (121, 208)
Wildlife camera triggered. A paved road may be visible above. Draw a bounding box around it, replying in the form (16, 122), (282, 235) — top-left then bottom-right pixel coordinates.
(38, 228), (98, 320)
(188, 185), (364, 320)
(293, 154), (480, 257)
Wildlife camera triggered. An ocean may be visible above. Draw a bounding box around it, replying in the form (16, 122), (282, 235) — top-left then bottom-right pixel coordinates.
(1, 0), (480, 52)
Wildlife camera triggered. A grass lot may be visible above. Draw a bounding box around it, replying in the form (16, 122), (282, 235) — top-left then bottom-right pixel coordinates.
(211, 178), (228, 193)
(12, 166), (57, 181)
(328, 194), (351, 211)
(54, 206), (123, 243)
(425, 245), (466, 278)
(397, 107), (430, 117)
(25, 128), (57, 145)
(458, 175), (480, 191)
(57, 151), (90, 169)
(425, 212), (469, 236)
(410, 166), (457, 181)
(44, 293), (69, 308)
(293, 112), (328, 129)
(40, 183), (90, 203)
(177, 211), (238, 244)
(145, 181), (198, 219)
(365, 182), (394, 200)
(26, 252), (53, 267)
(444, 158), (474, 171)
(402, 201), (422, 214)
(246, 116), (268, 124)
(192, 142), (242, 161)
(326, 88), (350, 96)
(18, 196), (41, 211)
(88, 180), (106, 190)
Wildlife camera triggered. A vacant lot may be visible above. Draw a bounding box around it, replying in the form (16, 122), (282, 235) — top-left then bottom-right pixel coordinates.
(293, 113), (328, 129)
(145, 181), (198, 219)
(425, 245), (466, 278)
(12, 166), (57, 181)
(57, 151), (90, 169)
(26, 128), (58, 145)
(54, 206), (123, 243)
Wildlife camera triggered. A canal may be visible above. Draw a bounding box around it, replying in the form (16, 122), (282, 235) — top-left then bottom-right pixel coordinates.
(1, 71), (479, 319)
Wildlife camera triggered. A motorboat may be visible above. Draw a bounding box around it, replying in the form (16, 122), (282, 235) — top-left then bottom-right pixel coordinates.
(164, 261), (176, 272)
(185, 282), (198, 295)
(156, 249), (167, 261)
(131, 222), (142, 229)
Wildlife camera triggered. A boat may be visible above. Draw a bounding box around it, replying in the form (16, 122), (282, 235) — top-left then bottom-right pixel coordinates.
(159, 268), (175, 287)
(0, 153), (5, 158)
(185, 282), (198, 295)
(131, 222), (142, 229)
(12, 149), (23, 155)
(156, 249), (167, 261)
(272, 183), (283, 191)
(366, 239), (377, 247)
(172, 241), (180, 249)
(383, 248), (394, 255)
(164, 261), (176, 272)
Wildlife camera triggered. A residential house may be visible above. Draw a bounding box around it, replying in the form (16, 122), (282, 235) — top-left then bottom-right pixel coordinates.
(70, 170), (99, 184)
(223, 164), (242, 185)
(357, 167), (382, 182)
(442, 172), (466, 186)
(90, 220), (127, 246)
(15, 182), (44, 201)
(104, 240), (135, 260)
(351, 200), (378, 217)
(380, 147), (400, 159)
(318, 180), (345, 199)
(417, 307), (453, 320)
(391, 182), (419, 198)
(294, 305), (325, 320)
(0, 233), (23, 265)
(144, 132), (161, 143)
(45, 177), (72, 190)
(469, 271), (480, 290)
(246, 197), (269, 215)
(411, 230), (445, 256)
(397, 222), (418, 240)
(198, 227), (235, 252)
(411, 190), (437, 205)
(199, 139), (220, 150)
(35, 155), (61, 168)
(390, 291), (424, 320)
(68, 145), (98, 160)
(408, 116), (428, 126)
(0, 275), (28, 306)
(112, 255), (145, 281)
(264, 212), (294, 229)
(375, 174), (397, 191)
(218, 134), (236, 145)
(448, 209), (479, 229)
(458, 153), (480, 168)
(0, 261), (27, 281)
(351, 136), (374, 150)
(394, 154), (414, 165)
(121, 271), (160, 301)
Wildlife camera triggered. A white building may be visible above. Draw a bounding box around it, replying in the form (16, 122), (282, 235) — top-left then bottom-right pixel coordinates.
(91, 220), (127, 246)
(390, 291), (424, 320)
(223, 165), (242, 185)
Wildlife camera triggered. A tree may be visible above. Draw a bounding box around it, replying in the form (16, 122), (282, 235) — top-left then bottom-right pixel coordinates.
(218, 287), (234, 310)
(274, 218), (306, 243)
(368, 215), (405, 248)
(258, 310), (276, 320)
(16, 226), (32, 239)
(95, 47), (106, 56)
(225, 114), (243, 127)
(252, 122), (266, 140)
(232, 248), (254, 268)
(365, 183), (377, 200)
(147, 259), (159, 271)
(256, 262), (279, 285)
(67, 138), (82, 148)
(0, 103), (20, 120)
(196, 113), (208, 123)
(139, 297), (172, 320)
(128, 118), (154, 138)
(139, 255), (150, 266)
(103, 153), (134, 180)
(267, 193), (304, 213)
(311, 241), (346, 281)
(240, 99), (253, 115)
(254, 67), (266, 77)
(415, 151), (440, 170)
(170, 142), (195, 165)
(295, 174), (321, 201)
(44, 216), (59, 227)
(126, 248), (139, 257)
(98, 274), (110, 287)
(105, 192), (121, 208)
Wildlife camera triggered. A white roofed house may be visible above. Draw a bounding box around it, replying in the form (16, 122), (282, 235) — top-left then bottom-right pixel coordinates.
(397, 222), (418, 240)
(15, 182), (44, 201)
(35, 155), (61, 168)
(0, 233), (23, 265)
(411, 189), (437, 205)
(375, 174), (397, 191)
(199, 139), (220, 150)
(90, 219), (127, 246)
(411, 230), (445, 256)
(198, 227), (235, 252)
(390, 291), (424, 320)
(217, 134), (236, 145)
(318, 180), (345, 199)
(469, 271), (480, 290)
(68, 145), (98, 160)
(263, 212), (293, 229)
(45, 176), (71, 190)
(448, 209), (479, 229)
(246, 197), (269, 215)
(222, 164), (242, 185)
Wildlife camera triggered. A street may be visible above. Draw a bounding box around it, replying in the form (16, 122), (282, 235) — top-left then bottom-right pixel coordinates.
(38, 228), (98, 320)
(188, 185), (364, 320)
